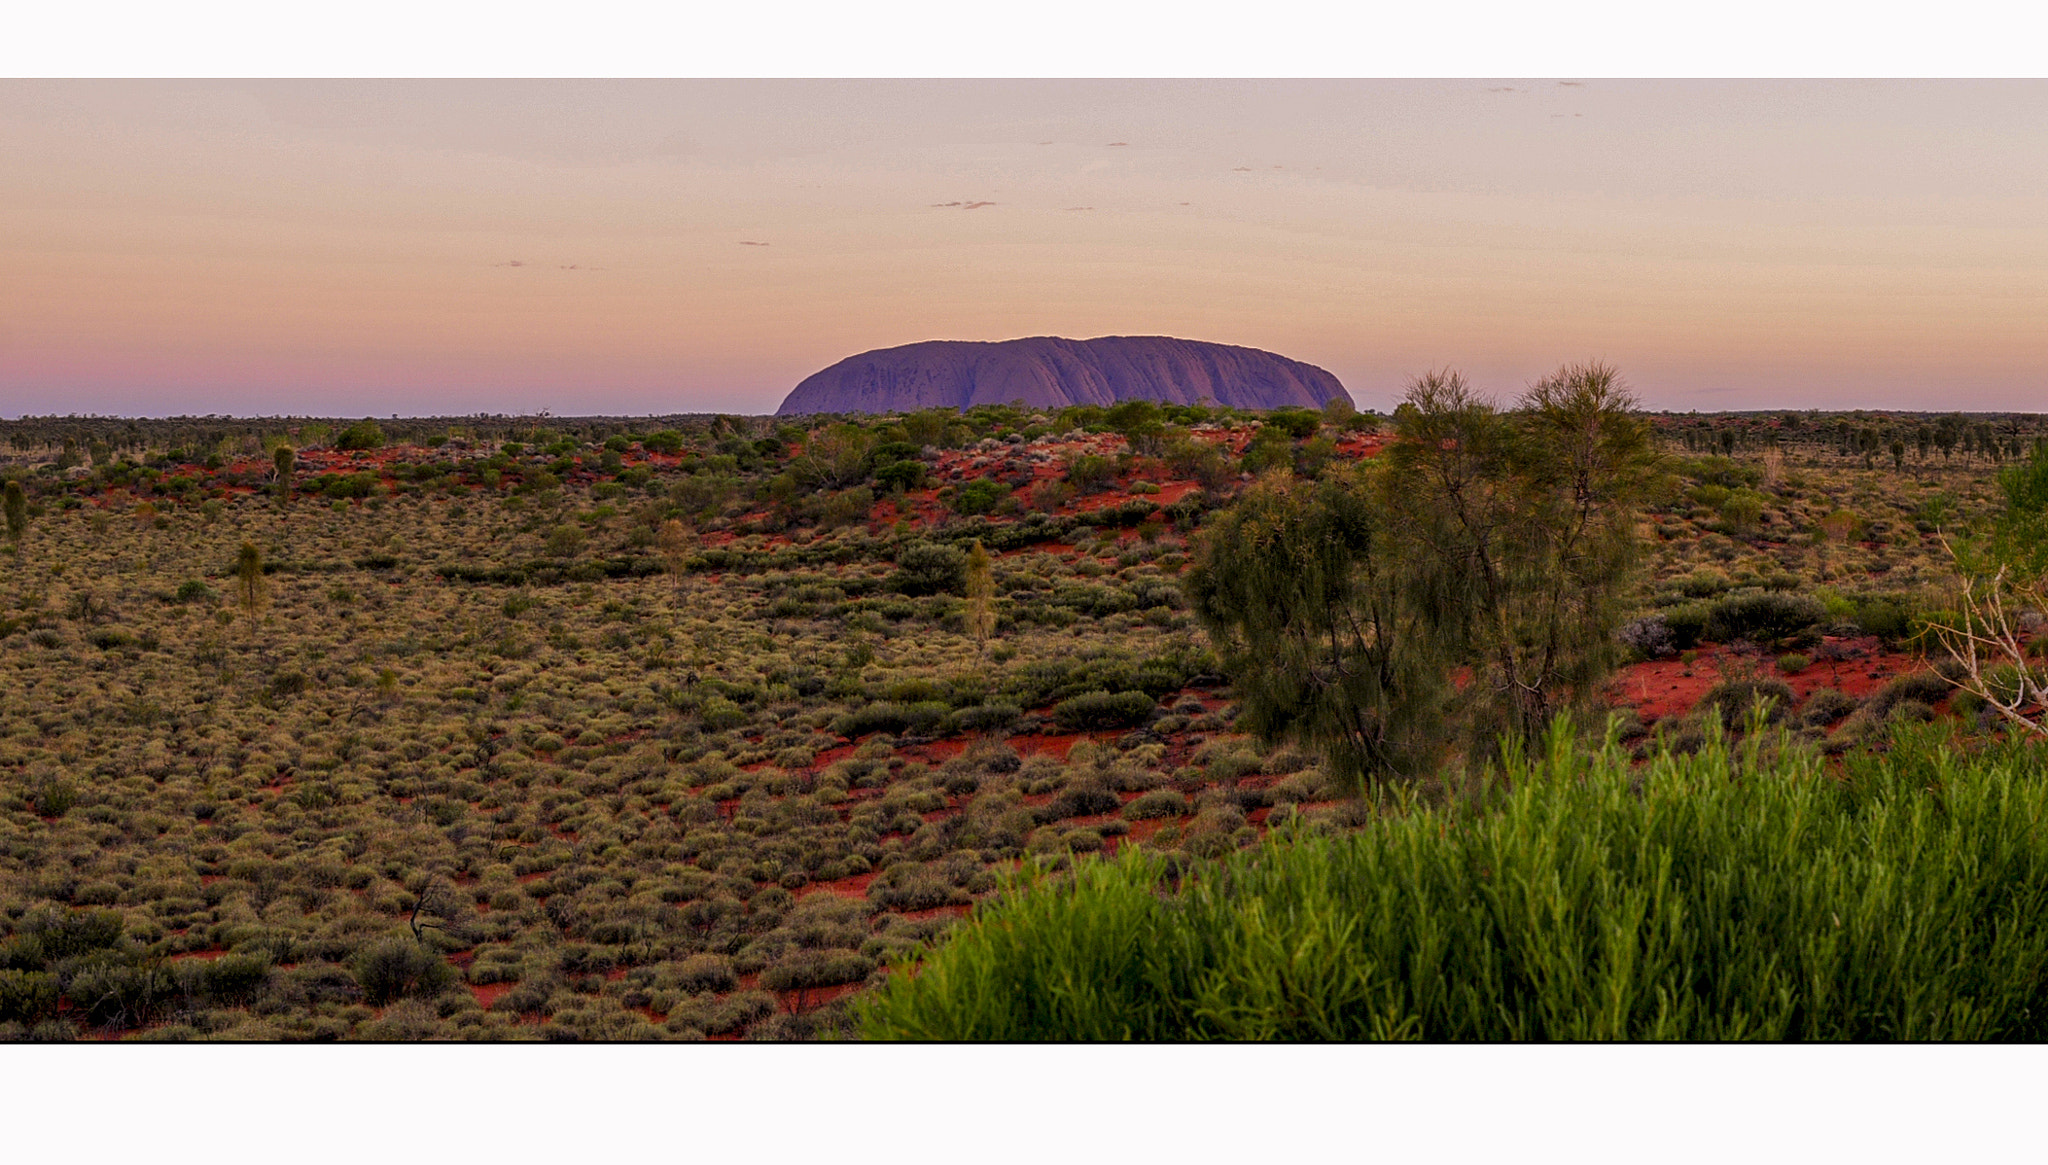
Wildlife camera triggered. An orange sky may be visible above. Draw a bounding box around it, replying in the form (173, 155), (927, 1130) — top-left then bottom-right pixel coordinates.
(4, 79), (2046, 416)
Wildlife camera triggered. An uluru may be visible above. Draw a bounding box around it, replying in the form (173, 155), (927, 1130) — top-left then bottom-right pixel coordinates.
(775, 335), (1353, 415)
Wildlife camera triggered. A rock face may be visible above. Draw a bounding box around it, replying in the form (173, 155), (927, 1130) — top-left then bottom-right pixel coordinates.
(776, 335), (1351, 415)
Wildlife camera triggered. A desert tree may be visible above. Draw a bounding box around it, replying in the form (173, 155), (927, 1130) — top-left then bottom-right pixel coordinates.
(273, 444), (295, 503)
(964, 538), (997, 654)
(3, 480), (25, 549)
(1187, 363), (1660, 786)
(235, 541), (266, 624)
(657, 518), (695, 608)
(1185, 463), (1450, 785)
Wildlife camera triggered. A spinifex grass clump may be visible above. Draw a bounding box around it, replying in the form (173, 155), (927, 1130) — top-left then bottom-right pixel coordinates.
(859, 720), (2048, 1040)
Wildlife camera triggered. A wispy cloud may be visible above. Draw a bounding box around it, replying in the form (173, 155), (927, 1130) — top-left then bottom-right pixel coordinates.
(930, 201), (997, 210)
(1064, 206), (1093, 212)
(494, 260), (526, 268)
(1105, 141), (1128, 147)
(1558, 81), (1584, 87)
(737, 241), (770, 246)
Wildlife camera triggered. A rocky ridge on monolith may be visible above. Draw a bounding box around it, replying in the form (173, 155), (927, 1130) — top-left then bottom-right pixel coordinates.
(775, 336), (1351, 415)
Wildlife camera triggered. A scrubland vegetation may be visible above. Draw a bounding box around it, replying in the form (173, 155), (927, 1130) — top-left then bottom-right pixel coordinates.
(2, 388), (2046, 1040)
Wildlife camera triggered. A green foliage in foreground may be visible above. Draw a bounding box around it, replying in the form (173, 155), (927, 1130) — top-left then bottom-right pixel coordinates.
(859, 721), (2048, 1040)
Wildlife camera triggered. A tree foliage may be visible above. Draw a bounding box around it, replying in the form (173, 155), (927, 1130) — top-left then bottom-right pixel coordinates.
(2, 480), (25, 546)
(1186, 363), (1659, 786)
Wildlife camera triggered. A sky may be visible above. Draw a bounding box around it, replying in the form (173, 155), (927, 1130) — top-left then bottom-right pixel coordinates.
(5, 78), (2048, 417)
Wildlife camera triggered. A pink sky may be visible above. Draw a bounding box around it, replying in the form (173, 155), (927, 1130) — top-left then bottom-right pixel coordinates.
(4, 79), (2046, 417)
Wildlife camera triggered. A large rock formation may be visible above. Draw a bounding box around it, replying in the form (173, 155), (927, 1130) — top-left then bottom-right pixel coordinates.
(776, 336), (1351, 415)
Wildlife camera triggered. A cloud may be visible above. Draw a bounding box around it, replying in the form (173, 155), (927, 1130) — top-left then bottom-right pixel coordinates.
(1232, 166), (1252, 172)
(737, 241), (770, 247)
(931, 201), (997, 210)
(1487, 86), (1518, 92)
(1105, 141), (1128, 147)
(1558, 80), (1584, 87)
(1064, 206), (1093, 212)
(494, 260), (526, 267)
(1037, 140), (1053, 145)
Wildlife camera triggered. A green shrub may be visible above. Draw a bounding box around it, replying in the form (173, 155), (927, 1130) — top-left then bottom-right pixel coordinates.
(759, 948), (876, 992)
(832, 700), (949, 739)
(1703, 590), (1826, 645)
(349, 938), (454, 1006)
(1121, 789), (1189, 820)
(946, 703), (1022, 734)
(0, 969), (58, 1024)
(1051, 690), (1157, 731)
(673, 953), (737, 994)
(950, 479), (1010, 516)
(174, 579), (215, 603)
(1802, 688), (1859, 727)
(1701, 675), (1796, 728)
(334, 420), (386, 451)
(1064, 454), (1114, 491)
(889, 541), (966, 597)
(861, 721), (2048, 1040)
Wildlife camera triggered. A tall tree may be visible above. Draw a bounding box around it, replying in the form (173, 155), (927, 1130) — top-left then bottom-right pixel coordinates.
(657, 519), (694, 608)
(2, 480), (25, 548)
(963, 539), (997, 656)
(235, 541), (266, 624)
(1188, 363), (1659, 786)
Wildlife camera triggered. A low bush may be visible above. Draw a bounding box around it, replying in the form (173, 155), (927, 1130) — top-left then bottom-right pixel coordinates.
(1702, 590), (1826, 646)
(1051, 690), (1156, 731)
(833, 701), (951, 739)
(350, 938), (455, 1006)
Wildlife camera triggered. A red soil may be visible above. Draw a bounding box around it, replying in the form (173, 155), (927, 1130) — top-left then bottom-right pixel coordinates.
(777, 982), (862, 1014)
(469, 981), (516, 1010)
(167, 947), (231, 961)
(796, 871), (878, 900)
(1610, 637), (1932, 724)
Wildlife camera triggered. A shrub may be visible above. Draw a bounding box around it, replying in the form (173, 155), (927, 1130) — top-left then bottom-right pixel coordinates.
(1617, 615), (1676, 658)
(1122, 789), (1189, 820)
(833, 701), (950, 739)
(759, 948), (876, 992)
(0, 970), (59, 1025)
(889, 541), (966, 597)
(334, 420), (386, 451)
(946, 703), (1022, 734)
(1801, 688), (1859, 727)
(350, 938), (455, 1006)
(1701, 675), (1796, 728)
(673, 953), (737, 994)
(1777, 653), (1812, 675)
(1703, 590), (1826, 645)
(1051, 690), (1157, 731)
(875, 461), (925, 491)
(1863, 672), (1952, 721)
(1064, 454), (1115, 492)
(950, 479), (1010, 516)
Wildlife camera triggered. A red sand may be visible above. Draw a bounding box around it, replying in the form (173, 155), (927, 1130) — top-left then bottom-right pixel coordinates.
(796, 871), (878, 900)
(1610, 637), (1932, 724)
